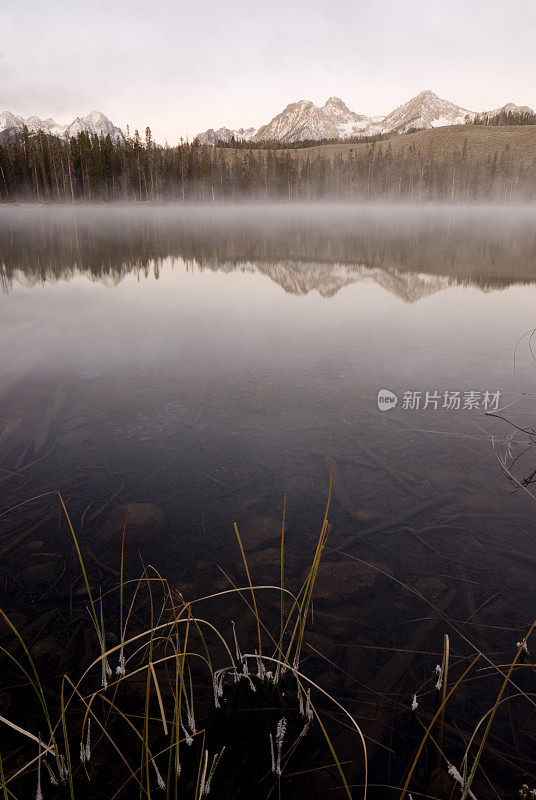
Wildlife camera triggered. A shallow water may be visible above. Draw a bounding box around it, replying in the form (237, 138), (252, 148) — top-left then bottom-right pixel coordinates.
(1, 204), (536, 794)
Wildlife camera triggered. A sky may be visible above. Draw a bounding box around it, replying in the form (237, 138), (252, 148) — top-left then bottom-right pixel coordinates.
(2, 0), (536, 143)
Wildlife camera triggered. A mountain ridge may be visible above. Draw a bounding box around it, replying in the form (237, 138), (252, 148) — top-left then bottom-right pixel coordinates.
(196, 90), (534, 144)
(0, 110), (124, 141)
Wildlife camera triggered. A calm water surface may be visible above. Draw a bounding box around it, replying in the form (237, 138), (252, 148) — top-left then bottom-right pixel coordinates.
(1, 204), (536, 791)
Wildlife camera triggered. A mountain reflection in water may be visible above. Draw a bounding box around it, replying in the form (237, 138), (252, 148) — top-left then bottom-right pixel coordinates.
(1, 203), (536, 297)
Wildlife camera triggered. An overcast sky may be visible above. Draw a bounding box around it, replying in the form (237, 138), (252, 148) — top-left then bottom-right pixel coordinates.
(2, 0), (536, 142)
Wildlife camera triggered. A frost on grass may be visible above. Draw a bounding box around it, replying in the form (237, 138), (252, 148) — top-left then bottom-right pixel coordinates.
(516, 638), (530, 655)
(435, 664), (443, 691)
(447, 764), (477, 800)
(270, 718), (287, 777)
(153, 760), (166, 791)
(80, 719), (91, 764)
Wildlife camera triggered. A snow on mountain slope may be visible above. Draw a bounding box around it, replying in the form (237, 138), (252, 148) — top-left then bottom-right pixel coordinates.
(197, 98), (382, 144)
(0, 111), (24, 131)
(252, 100), (340, 143)
(380, 90), (475, 133)
(0, 110), (124, 141)
(64, 111), (124, 140)
(196, 126), (256, 145)
(196, 91), (482, 144)
(24, 116), (68, 136)
(321, 97), (381, 137)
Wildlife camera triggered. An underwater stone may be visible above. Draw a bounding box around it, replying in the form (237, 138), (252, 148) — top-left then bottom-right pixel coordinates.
(237, 516), (282, 551)
(30, 635), (63, 664)
(100, 503), (166, 546)
(22, 560), (61, 586)
(308, 561), (389, 606)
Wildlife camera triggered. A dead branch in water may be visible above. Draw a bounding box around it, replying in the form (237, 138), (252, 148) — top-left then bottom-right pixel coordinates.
(337, 491), (456, 549)
(33, 381), (66, 454)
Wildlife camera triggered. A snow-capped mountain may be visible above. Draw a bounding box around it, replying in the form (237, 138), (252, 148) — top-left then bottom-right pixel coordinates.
(197, 90), (533, 144)
(196, 126), (256, 145)
(24, 116), (68, 136)
(321, 97), (382, 137)
(252, 100), (340, 142)
(479, 102), (534, 119)
(196, 90), (477, 144)
(379, 90), (474, 133)
(195, 98), (383, 145)
(64, 111), (124, 140)
(0, 110), (124, 141)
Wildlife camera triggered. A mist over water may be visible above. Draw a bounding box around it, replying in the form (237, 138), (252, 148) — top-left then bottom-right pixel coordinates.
(2, 203), (536, 289)
(1, 203), (536, 794)
(2, 203), (536, 531)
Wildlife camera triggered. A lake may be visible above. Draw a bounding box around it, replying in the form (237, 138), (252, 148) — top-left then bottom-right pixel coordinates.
(1, 203), (535, 797)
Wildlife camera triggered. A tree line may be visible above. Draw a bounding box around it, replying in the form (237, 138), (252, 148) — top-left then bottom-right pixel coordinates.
(466, 110), (536, 126)
(1, 126), (535, 202)
(210, 131), (392, 149)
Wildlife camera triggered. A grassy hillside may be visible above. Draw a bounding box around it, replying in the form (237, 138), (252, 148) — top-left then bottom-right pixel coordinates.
(284, 124), (536, 163)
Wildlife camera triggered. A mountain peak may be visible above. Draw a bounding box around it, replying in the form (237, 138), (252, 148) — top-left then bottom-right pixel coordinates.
(195, 90), (532, 145)
(324, 96), (348, 107)
(321, 97), (376, 135)
(65, 111), (124, 141)
(196, 125), (256, 145)
(492, 102), (534, 115)
(85, 110), (109, 123)
(380, 90), (474, 133)
(0, 110), (124, 141)
(284, 100), (316, 110)
(253, 100), (340, 142)
(0, 111), (23, 128)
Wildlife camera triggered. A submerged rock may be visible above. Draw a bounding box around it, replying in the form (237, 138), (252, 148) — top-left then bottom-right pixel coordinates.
(308, 560), (389, 606)
(244, 547), (282, 569)
(237, 545), (300, 582)
(30, 635), (63, 664)
(22, 560), (61, 586)
(100, 503), (166, 547)
(236, 547), (283, 584)
(236, 516), (282, 551)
